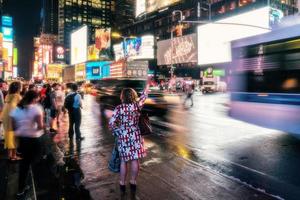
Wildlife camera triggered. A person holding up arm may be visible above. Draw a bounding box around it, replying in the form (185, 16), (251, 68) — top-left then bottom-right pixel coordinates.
(109, 81), (150, 194)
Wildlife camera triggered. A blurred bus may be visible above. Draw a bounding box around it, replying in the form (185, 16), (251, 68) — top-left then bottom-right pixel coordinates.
(229, 24), (300, 135)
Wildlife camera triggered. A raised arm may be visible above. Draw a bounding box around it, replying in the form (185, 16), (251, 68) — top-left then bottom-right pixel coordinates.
(138, 83), (150, 109)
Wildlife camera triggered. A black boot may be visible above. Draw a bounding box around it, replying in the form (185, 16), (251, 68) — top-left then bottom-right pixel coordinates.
(120, 184), (126, 194)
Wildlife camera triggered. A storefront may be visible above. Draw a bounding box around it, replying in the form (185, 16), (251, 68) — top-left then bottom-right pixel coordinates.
(63, 65), (75, 83)
(86, 61), (111, 80)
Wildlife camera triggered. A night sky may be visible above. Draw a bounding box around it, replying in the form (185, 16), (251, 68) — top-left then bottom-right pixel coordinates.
(3, 0), (41, 79)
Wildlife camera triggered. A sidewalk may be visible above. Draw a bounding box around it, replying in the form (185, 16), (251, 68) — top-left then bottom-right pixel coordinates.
(0, 95), (277, 200)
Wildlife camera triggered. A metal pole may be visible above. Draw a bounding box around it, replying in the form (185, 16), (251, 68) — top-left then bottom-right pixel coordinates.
(209, 3), (211, 21)
(170, 26), (174, 77)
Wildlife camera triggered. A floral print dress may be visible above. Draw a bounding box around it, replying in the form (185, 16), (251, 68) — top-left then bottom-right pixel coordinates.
(109, 91), (148, 162)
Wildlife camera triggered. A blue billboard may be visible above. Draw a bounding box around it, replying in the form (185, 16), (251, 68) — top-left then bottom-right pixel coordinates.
(86, 61), (110, 80)
(2, 16), (13, 27)
(2, 27), (13, 42)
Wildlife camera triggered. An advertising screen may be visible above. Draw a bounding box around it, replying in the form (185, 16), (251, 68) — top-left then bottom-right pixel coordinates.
(197, 6), (270, 65)
(3, 42), (13, 57)
(95, 28), (111, 59)
(71, 26), (88, 65)
(110, 61), (126, 78)
(47, 64), (63, 79)
(2, 16), (13, 27)
(157, 34), (197, 65)
(88, 45), (99, 61)
(75, 63), (86, 81)
(136, 0), (146, 17)
(86, 61), (111, 80)
(54, 45), (65, 62)
(136, 0), (181, 17)
(113, 35), (154, 61)
(2, 27), (13, 42)
(13, 48), (18, 65)
(13, 67), (18, 78)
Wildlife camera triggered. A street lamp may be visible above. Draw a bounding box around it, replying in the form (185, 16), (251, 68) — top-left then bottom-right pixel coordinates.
(170, 10), (185, 77)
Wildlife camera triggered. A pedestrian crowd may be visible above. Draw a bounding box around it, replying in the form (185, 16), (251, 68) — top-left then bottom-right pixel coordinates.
(0, 79), (84, 199)
(0, 77), (160, 199)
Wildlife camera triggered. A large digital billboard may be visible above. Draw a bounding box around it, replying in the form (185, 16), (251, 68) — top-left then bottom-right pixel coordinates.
(157, 34), (197, 65)
(86, 61), (111, 80)
(113, 35), (154, 61)
(47, 64), (63, 80)
(197, 6), (270, 65)
(136, 0), (181, 17)
(95, 28), (111, 59)
(71, 26), (87, 65)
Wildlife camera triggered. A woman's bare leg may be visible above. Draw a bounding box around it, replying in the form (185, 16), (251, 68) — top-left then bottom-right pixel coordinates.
(130, 160), (139, 184)
(120, 161), (128, 185)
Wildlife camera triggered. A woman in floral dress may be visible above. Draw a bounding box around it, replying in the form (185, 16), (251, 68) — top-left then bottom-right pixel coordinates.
(109, 83), (149, 193)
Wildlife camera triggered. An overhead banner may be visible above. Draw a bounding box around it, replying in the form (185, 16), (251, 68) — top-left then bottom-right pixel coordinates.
(157, 33), (197, 65)
(95, 28), (111, 59)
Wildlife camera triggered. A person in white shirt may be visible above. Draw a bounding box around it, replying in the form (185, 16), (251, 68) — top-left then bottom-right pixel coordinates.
(10, 90), (44, 198)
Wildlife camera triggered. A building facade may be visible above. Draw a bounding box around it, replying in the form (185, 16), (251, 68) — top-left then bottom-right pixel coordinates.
(58, 0), (114, 63)
(41, 0), (59, 34)
(114, 0), (135, 30)
(122, 0), (298, 40)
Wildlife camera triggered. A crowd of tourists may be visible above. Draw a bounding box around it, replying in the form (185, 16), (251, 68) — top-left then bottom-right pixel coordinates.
(0, 77), (154, 198)
(0, 80), (84, 198)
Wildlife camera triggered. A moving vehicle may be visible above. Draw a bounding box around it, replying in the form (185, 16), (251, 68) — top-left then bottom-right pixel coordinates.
(94, 78), (180, 120)
(201, 77), (218, 93)
(229, 23), (300, 135)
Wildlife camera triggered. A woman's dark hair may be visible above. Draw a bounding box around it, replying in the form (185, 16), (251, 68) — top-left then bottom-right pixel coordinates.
(18, 90), (39, 109)
(120, 88), (138, 104)
(8, 81), (21, 94)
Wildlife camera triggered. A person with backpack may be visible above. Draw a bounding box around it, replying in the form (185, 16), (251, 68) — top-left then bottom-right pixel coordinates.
(64, 83), (84, 142)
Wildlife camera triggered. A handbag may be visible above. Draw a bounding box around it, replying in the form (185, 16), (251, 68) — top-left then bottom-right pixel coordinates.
(108, 138), (120, 173)
(139, 112), (152, 136)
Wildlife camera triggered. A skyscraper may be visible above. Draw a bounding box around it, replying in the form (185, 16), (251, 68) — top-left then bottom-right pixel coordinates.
(58, 0), (114, 63)
(114, 0), (135, 30)
(41, 0), (59, 34)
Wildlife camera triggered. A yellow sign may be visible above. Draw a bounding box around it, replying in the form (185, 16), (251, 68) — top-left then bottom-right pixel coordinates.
(88, 45), (99, 61)
(75, 63), (86, 81)
(47, 64), (63, 80)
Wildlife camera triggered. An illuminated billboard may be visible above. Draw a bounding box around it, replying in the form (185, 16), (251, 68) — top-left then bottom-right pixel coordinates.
(54, 45), (65, 62)
(75, 63), (86, 81)
(2, 27), (13, 42)
(71, 26), (88, 65)
(47, 64), (63, 80)
(113, 35), (154, 61)
(86, 61), (111, 80)
(2, 16), (13, 27)
(157, 34), (197, 65)
(136, 0), (181, 17)
(197, 6), (271, 65)
(13, 48), (18, 66)
(88, 45), (99, 61)
(95, 28), (111, 59)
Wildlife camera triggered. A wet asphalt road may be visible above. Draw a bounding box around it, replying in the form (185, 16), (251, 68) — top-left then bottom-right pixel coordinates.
(7, 93), (299, 200)
(52, 93), (298, 200)
(171, 93), (300, 200)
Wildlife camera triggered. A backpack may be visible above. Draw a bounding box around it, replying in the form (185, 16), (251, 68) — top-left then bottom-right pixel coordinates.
(64, 93), (77, 111)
